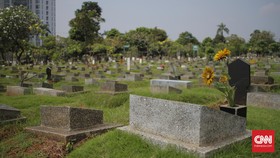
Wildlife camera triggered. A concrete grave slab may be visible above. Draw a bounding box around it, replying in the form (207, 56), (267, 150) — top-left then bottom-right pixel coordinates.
(98, 80), (128, 95)
(26, 106), (122, 143)
(150, 79), (192, 89)
(150, 85), (182, 94)
(119, 95), (251, 158)
(33, 87), (66, 96)
(0, 104), (26, 125)
(247, 92), (280, 110)
(6, 86), (32, 96)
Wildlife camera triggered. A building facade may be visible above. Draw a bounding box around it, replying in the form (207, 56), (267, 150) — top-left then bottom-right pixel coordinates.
(0, 0), (56, 46)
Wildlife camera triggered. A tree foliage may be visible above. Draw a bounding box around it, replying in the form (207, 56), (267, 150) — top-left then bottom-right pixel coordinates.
(69, 2), (104, 44)
(214, 22), (229, 44)
(0, 5), (45, 63)
(249, 30), (275, 55)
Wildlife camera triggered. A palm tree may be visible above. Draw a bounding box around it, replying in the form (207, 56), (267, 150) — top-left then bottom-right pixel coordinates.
(217, 23), (229, 38)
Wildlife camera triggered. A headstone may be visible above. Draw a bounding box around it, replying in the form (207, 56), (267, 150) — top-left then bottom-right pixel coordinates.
(127, 58), (131, 71)
(228, 59), (250, 105)
(46, 67), (52, 81)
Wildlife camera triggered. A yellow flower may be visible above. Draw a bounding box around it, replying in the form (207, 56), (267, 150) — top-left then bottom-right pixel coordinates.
(202, 67), (214, 86)
(219, 75), (228, 83)
(214, 48), (231, 61)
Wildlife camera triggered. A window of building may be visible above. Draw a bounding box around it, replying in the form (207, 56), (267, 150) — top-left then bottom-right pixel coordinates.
(46, 1), (48, 5)
(36, 5), (39, 9)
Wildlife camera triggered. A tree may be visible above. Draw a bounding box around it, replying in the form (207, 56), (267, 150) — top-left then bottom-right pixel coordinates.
(104, 28), (122, 38)
(226, 34), (246, 56)
(0, 5), (45, 64)
(268, 42), (280, 55)
(214, 23), (229, 43)
(200, 37), (214, 60)
(249, 30), (275, 55)
(69, 2), (105, 44)
(176, 31), (199, 45)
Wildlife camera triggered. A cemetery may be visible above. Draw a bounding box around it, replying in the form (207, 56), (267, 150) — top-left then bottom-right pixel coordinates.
(1, 55), (279, 157)
(1, 1), (280, 158)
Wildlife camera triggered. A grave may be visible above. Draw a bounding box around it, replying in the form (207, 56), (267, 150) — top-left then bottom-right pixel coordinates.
(61, 85), (84, 93)
(99, 80), (128, 94)
(26, 106), (121, 143)
(84, 78), (99, 85)
(125, 73), (143, 81)
(65, 76), (79, 82)
(0, 104), (26, 125)
(250, 71), (279, 92)
(0, 84), (5, 92)
(247, 92), (280, 110)
(150, 79), (192, 89)
(6, 86), (32, 96)
(150, 85), (182, 94)
(22, 82), (53, 89)
(228, 59), (250, 105)
(119, 95), (251, 158)
(33, 87), (66, 96)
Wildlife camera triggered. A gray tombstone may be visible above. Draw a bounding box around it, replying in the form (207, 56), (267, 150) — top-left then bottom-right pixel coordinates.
(228, 59), (250, 105)
(0, 104), (26, 124)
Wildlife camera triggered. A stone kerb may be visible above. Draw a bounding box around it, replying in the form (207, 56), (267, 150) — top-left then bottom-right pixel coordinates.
(40, 106), (103, 131)
(150, 79), (192, 89)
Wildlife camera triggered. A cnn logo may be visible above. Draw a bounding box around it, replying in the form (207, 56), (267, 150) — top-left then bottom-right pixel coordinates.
(254, 135), (272, 144)
(252, 130), (275, 153)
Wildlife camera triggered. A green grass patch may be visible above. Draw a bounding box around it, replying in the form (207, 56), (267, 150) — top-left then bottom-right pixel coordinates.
(67, 130), (196, 158)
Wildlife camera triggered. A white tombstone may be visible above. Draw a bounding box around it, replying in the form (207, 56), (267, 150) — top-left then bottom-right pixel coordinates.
(127, 58), (131, 71)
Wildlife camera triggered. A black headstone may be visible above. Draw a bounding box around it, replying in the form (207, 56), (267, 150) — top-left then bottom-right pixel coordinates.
(46, 67), (52, 80)
(228, 59), (250, 105)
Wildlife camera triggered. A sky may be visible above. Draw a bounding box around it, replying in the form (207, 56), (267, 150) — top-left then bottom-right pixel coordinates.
(56, 0), (280, 42)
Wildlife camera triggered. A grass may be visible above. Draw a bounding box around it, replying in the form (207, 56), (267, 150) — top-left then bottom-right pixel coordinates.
(67, 130), (196, 158)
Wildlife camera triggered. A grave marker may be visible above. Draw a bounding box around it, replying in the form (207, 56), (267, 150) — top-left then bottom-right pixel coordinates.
(228, 59), (250, 105)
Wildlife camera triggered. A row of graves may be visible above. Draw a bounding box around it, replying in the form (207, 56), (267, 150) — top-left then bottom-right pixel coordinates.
(1, 56), (280, 157)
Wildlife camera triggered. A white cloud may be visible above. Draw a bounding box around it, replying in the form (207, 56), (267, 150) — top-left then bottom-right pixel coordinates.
(260, 2), (280, 16)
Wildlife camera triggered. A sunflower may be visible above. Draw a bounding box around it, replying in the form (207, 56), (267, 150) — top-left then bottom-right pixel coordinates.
(214, 48), (231, 61)
(202, 67), (214, 86)
(219, 75), (228, 83)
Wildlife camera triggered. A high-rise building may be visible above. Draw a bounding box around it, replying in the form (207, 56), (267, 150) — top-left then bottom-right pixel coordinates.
(0, 0), (56, 46)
